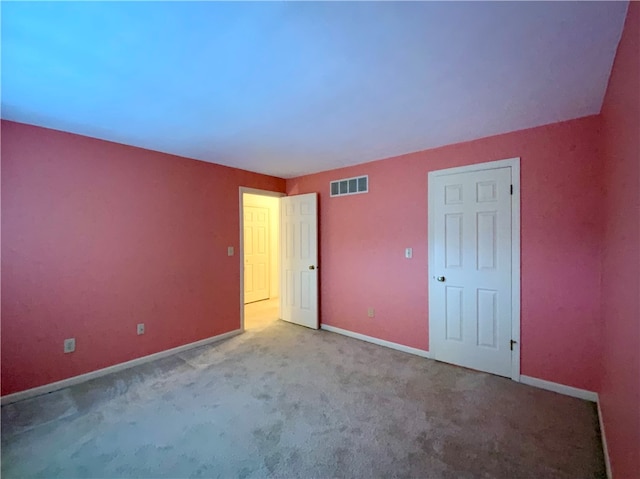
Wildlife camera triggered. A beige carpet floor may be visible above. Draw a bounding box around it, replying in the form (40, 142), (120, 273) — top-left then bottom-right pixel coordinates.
(2, 302), (605, 478)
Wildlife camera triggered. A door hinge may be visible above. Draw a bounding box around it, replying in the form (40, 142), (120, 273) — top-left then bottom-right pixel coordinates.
(510, 184), (513, 195)
(510, 339), (517, 351)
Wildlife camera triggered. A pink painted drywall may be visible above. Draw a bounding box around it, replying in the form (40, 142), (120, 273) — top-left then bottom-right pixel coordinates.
(1, 121), (286, 396)
(288, 115), (604, 392)
(599, 2), (640, 477)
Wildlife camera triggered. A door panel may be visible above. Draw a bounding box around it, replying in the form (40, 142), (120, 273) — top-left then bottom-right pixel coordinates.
(244, 206), (270, 304)
(431, 167), (512, 377)
(280, 193), (318, 329)
(445, 286), (463, 341)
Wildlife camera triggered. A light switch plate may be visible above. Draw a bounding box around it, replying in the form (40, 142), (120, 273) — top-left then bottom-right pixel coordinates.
(227, 246), (234, 256)
(405, 248), (413, 259)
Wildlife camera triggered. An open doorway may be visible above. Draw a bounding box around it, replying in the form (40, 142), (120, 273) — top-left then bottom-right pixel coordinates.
(240, 189), (284, 332)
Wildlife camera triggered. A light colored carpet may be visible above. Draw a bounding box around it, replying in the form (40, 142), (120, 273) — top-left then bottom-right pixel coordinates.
(2, 306), (604, 478)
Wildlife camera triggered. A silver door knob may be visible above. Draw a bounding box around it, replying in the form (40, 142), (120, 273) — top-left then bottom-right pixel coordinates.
(437, 276), (446, 282)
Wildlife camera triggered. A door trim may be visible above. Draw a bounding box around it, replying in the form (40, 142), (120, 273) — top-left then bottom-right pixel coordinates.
(427, 157), (521, 381)
(239, 187), (286, 332)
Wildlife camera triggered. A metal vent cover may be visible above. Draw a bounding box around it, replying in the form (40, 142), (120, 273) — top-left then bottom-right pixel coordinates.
(330, 175), (368, 197)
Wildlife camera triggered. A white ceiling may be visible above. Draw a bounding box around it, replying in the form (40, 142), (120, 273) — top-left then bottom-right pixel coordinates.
(1, 2), (628, 178)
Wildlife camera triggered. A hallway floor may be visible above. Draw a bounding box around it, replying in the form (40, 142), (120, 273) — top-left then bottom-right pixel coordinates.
(244, 297), (279, 331)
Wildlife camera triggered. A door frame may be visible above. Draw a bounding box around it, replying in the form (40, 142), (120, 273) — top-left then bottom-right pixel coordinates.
(239, 187), (286, 332)
(427, 157), (521, 381)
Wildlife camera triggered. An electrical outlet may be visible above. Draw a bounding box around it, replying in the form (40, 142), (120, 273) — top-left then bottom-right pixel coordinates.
(64, 338), (76, 353)
(367, 308), (375, 318)
(137, 323), (145, 335)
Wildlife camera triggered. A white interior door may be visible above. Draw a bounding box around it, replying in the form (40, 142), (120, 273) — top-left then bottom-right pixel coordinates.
(244, 206), (270, 304)
(280, 193), (318, 329)
(429, 164), (515, 378)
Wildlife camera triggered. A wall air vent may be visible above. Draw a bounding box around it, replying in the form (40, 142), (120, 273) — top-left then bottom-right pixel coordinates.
(330, 175), (368, 197)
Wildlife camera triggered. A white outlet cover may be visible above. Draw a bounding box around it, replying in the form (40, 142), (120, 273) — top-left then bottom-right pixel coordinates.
(64, 338), (76, 353)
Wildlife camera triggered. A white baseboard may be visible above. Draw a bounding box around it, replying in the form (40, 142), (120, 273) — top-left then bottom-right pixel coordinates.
(321, 324), (431, 359)
(1, 329), (243, 406)
(519, 375), (598, 402)
(597, 398), (612, 479)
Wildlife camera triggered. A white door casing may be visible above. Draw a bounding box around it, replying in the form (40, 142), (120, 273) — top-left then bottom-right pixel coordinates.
(428, 158), (520, 380)
(280, 193), (319, 329)
(243, 206), (270, 304)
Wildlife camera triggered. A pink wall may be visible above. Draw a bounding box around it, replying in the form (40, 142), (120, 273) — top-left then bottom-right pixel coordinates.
(2, 14), (636, 470)
(599, 2), (640, 477)
(288, 115), (604, 392)
(1, 121), (286, 396)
